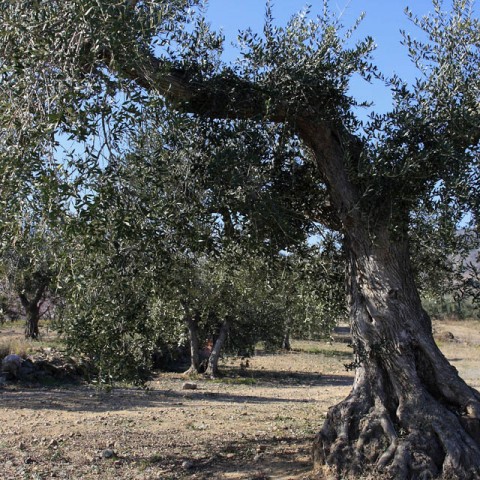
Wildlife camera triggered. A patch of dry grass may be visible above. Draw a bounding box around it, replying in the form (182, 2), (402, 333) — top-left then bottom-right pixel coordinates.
(0, 337), (30, 359)
(0, 320), (64, 359)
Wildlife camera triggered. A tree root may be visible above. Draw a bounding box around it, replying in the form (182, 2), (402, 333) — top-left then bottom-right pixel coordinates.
(313, 358), (480, 480)
(182, 366), (199, 376)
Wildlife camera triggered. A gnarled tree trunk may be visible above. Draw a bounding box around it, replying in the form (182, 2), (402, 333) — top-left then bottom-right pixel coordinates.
(19, 284), (47, 340)
(24, 304), (41, 339)
(204, 318), (229, 378)
(293, 120), (480, 478)
(313, 225), (480, 479)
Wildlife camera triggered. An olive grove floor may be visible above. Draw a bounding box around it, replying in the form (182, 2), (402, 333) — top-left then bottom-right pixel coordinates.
(0, 320), (479, 480)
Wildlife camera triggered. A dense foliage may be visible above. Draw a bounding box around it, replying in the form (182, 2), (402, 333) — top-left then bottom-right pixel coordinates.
(54, 109), (346, 380)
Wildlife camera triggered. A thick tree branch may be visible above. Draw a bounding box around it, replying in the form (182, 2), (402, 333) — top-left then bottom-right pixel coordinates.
(107, 48), (288, 122)
(18, 292), (30, 311)
(296, 117), (364, 234)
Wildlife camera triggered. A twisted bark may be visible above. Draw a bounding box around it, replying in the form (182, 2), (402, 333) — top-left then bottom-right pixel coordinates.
(294, 120), (480, 478)
(19, 283), (48, 340)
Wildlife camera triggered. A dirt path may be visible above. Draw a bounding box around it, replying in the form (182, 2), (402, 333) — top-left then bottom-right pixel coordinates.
(1, 322), (479, 480)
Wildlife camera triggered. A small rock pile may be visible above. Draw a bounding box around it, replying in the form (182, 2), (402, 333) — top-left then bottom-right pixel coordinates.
(0, 349), (94, 385)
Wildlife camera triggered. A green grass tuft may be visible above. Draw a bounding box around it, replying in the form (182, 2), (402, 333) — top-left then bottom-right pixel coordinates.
(209, 376), (257, 385)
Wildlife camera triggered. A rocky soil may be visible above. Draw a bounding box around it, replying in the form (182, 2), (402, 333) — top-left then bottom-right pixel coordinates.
(0, 320), (479, 480)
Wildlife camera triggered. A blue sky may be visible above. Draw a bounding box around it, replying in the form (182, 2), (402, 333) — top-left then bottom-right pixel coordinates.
(204, 0), (441, 116)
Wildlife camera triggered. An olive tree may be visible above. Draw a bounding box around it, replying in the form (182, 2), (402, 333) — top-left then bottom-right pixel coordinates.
(2, 246), (53, 339)
(0, 171), (59, 338)
(1, 0), (479, 478)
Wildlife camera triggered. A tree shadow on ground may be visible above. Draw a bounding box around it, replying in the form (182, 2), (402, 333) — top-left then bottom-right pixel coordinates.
(224, 368), (353, 387)
(0, 371), (353, 413)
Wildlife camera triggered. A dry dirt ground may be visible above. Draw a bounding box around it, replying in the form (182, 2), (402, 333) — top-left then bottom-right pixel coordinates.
(1, 320), (479, 480)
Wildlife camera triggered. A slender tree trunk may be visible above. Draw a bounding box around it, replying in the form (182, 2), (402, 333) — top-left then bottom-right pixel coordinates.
(282, 327), (291, 351)
(184, 312), (201, 375)
(204, 319), (229, 378)
(313, 226), (480, 479)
